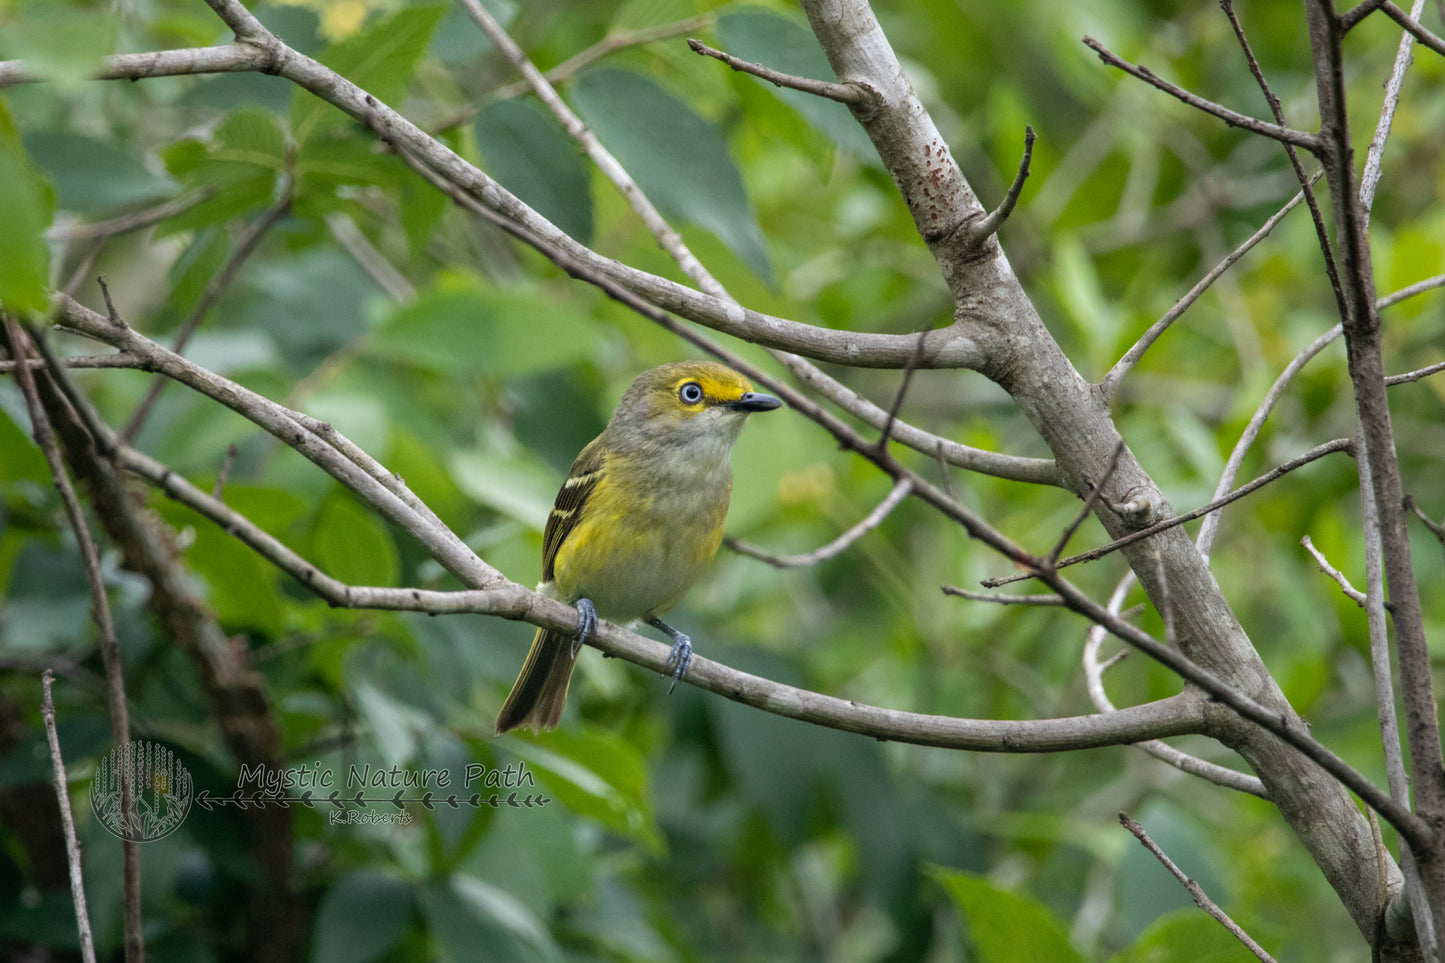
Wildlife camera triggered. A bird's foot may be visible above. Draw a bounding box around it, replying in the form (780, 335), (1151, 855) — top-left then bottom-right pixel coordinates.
(647, 617), (692, 693)
(571, 598), (597, 658)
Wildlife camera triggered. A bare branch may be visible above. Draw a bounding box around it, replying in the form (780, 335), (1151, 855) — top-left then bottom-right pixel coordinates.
(121, 177), (293, 443)
(1198, 323), (1342, 557)
(687, 38), (878, 107)
(41, 671), (98, 963)
(459, 0), (729, 300)
(1378, 272), (1445, 311)
(876, 330), (930, 454)
(54, 294), (502, 590)
(986, 438), (1355, 585)
(963, 125), (1035, 247)
(1301, 534), (1368, 606)
(1081, 36), (1320, 151)
(0, 43), (272, 87)
(1103, 176), (1320, 400)
(1377, 1), (1445, 57)
(1405, 496), (1445, 546)
(46, 189), (211, 243)
(1046, 440), (1125, 566)
(3, 320), (143, 960)
(1120, 812), (1280, 962)
(496, 15), (715, 98)
(1359, 0), (1431, 219)
(727, 478), (912, 568)
(1219, 0), (1344, 313)
(120, 443), (1215, 755)
(942, 586), (1065, 606)
(1386, 359), (1445, 386)
(1083, 601), (1268, 797)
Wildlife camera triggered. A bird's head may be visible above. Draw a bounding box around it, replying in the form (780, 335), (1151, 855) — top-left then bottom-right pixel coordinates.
(607, 361), (781, 457)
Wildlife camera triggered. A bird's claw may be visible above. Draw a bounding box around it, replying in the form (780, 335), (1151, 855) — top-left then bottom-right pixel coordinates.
(662, 634), (692, 693)
(571, 598), (597, 658)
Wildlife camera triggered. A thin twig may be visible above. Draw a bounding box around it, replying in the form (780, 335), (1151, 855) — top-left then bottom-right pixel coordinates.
(1120, 812), (1280, 962)
(496, 14), (715, 99)
(686, 38), (876, 107)
(1386, 359), (1445, 386)
(1103, 176), (1318, 399)
(1083, 599), (1268, 797)
(213, 443), (238, 500)
(941, 586), (1064, 606)
(1377, 1), (1445, 57)
(985, 437), (1355, 586)
(1405, 496), (1445, 546)
(46, 189), (211, 242)
(1359, 0), (1430, 221)
(1219, 0), (1344, 315)
(1198, 322), (1342, 558)
(458, 0), (727, 299)
(1378, 272), (1445, 311)
(121, 179), (292, 442)
(1341, 0), (1390, 31)
(1082, 36), (1319, 151)
(9, 321), (140, 962)
(726, 478), (912, 568)
(876, 330), (930, 454)
(1301, 535), (1367, 606)
(965, 126), (1035, 245)
(41, 671), (98, 963)
(1046, 440), (1125, 566)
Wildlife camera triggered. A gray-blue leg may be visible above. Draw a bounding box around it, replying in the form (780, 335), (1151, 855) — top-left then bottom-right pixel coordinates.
(645, 617), (692, 692)
(571, 598), (597, 658)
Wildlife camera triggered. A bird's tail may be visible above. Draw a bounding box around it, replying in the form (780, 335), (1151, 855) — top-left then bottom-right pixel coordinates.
(495, 627), (578, 733)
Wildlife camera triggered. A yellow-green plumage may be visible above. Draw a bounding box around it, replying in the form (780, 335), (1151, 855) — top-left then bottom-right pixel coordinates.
(496, 361), (779, 733)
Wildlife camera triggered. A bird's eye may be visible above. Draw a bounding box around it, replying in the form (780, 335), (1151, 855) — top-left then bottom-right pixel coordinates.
(678, 381), (705, 405)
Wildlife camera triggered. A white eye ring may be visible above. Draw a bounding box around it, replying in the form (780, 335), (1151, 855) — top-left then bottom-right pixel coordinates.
(678, 381), (704, 404)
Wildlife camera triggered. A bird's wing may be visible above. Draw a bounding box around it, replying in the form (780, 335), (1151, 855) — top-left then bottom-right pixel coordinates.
(542, 438), (606, 583)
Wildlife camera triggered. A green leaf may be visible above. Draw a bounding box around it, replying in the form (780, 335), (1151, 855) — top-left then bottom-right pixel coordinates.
(0, 7), (115, 87)
(930, 868), (1088, 963)
(311, 493), (401, 588)
(572, 68), (773, 283)
(717, 9), (876, 159)
(368, 278), (602, 378)
(158, 108), (286, 235)
(501, 735), (663, 850)
(291, 4), (447, 148)
(421, 874), (559, 963)
(24, 132), (178, 215)
(312, 870), (414, 963)
(0, 102), (54, 315)
(475, 99), (593, 244)
(1109, 910), (1273, 963)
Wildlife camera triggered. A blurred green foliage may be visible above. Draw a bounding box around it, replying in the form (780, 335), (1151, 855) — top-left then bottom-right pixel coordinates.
(2, 0), (1444, 960)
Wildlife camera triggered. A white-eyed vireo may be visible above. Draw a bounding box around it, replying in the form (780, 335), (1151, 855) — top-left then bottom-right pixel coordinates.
(495, 361), (782, 733)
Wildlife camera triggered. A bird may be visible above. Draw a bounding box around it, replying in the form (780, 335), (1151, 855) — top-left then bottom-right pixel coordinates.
(495, 361), (782, 733)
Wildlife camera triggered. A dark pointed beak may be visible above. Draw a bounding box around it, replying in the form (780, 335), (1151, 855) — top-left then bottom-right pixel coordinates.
(724, 391), (782, 413)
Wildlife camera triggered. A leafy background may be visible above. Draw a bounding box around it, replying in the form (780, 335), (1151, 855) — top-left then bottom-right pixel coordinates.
(1, 0), (1443, 960)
